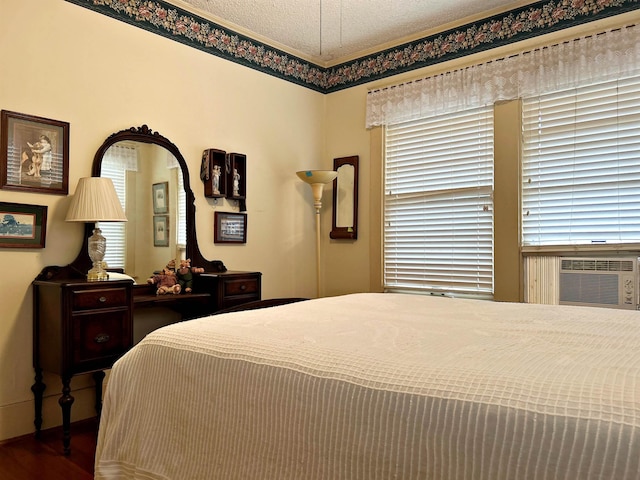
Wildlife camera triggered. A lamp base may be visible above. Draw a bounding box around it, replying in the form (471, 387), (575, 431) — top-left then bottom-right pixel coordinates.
(87, 262), (108, 282)
(87, 227), (108, 281)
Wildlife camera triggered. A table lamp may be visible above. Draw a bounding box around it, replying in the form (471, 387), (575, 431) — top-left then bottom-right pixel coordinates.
(65, 177), (127, 281)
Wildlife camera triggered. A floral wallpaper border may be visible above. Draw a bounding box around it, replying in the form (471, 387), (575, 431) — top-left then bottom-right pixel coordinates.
(65, 0), (639, 93)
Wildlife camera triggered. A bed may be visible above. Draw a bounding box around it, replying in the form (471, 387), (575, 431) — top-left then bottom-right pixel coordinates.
(94, 293), (640, 480)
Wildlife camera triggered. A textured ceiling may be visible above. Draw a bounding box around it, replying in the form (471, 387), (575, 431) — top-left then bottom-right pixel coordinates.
(171, 0), (531, 64)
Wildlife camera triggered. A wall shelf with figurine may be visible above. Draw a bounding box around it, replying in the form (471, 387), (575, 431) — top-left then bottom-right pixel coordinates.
(200, 149), (246, 210)
(226, 153), (246, 200)
(201, 148), (227, 198)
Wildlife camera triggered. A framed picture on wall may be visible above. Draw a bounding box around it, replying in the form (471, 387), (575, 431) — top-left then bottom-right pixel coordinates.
(214, 212), (247, 244)
(0, 201), (47, 248)
(152, 182), (168, 214)
(153, 215), (169, 247)
(0, 110), (69, 195)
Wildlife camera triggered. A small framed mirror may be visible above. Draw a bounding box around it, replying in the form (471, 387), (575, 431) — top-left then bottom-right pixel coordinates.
(330, 155), (358, 240)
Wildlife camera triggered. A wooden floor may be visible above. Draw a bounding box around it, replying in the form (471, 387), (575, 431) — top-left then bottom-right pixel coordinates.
(0, 418), (97, 480)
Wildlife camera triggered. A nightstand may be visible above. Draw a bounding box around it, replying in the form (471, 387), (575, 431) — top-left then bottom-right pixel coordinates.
(32, 277), (133, 455)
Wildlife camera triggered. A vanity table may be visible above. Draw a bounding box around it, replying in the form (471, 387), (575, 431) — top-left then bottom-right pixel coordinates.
(32, 125), (262, 455)
(131, 270), (261, 317)
(32, 270), (261, 455)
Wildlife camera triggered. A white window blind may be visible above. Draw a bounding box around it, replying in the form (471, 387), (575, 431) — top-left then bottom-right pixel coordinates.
(99, 144), (138, 269)
(384, 106), (494, 295)
(172, 162), (187, 248)
(522, 76), (640, 246)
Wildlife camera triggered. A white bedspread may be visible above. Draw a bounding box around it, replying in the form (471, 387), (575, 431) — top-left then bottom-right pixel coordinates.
(95, 293), (640, 479)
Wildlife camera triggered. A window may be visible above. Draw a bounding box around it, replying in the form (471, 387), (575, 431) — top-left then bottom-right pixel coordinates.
(99, 144), (138, 269)
(171, 159), (187, 248)
(522, 76), (640, 247)
(384, 106), (494, 295)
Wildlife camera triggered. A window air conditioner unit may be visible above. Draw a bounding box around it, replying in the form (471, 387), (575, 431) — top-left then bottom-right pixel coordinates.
(559, 257), (638, 310)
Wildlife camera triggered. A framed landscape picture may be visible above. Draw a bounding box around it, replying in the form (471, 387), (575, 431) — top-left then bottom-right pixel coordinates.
(0, 202), (47, 248)
(0, 110), (69, 195)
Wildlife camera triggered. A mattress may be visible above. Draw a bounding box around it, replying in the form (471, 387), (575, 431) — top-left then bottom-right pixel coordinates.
(94, 293), (640, 479)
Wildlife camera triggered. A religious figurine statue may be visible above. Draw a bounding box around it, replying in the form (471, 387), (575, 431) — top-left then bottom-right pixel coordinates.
(232, 168), (240, 197)
(212, 164), (221, 195)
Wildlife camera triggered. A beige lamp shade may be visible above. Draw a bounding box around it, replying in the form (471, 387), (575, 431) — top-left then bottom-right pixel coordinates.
(65, 177), (127, 222)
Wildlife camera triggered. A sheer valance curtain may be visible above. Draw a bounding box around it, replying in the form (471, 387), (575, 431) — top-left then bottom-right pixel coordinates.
(104, 144), (139, 172)
(366, 24), (640, 127)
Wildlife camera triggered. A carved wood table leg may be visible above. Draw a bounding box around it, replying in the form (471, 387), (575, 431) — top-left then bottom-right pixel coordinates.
(58, 376), (75, 456)
(31, 367), (46, 439)
(93, 370), (105, 420)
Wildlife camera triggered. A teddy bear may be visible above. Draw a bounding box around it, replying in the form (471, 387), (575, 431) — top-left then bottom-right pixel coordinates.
(165, 259), (176, 272)
(176, 258), (204, 293)
(147, 267), (181, 295)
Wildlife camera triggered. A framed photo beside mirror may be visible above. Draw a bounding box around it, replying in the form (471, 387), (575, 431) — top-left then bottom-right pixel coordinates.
(0, 110), (69, 195)
(152, 181), (168, 214)
(214, 211), (247, 244)
(153, 215), (169, 247)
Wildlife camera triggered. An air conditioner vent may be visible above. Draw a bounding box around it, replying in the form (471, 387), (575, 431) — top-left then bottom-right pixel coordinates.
(559, 257), (638, 310)
(560, 258), (635, 272)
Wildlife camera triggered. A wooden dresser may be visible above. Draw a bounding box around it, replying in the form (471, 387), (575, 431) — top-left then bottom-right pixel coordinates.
(32, 270), (261, 455)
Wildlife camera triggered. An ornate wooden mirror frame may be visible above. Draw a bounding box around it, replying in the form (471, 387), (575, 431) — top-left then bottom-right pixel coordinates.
(38, 125), (225, 280)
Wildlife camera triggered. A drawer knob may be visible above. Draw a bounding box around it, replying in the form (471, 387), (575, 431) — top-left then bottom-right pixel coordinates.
(94, 333), (110, 344)
(240, 284), (246, 291)
(98, 296), (107, 303)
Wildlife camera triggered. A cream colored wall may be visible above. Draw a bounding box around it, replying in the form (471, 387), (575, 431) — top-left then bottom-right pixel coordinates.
(0, 0), (326, 441)
(323, 87), (373, 296)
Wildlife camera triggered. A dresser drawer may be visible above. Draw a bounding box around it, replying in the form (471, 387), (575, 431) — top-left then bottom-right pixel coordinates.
(72, 310), (131, 368)
(71, 287), (129, 311)
(222, 277), (259, 297)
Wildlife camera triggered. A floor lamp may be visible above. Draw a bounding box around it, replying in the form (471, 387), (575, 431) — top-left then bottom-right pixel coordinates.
(297, 170), (338, 298)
